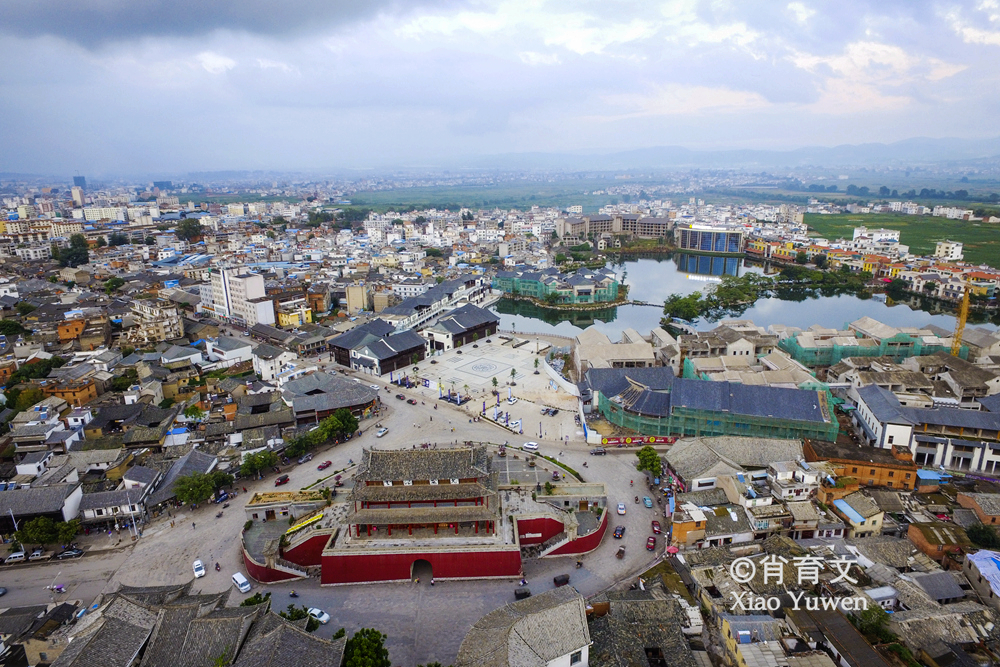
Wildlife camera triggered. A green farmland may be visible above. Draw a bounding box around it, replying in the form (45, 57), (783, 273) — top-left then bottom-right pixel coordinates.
(804, 213), (1000, 268)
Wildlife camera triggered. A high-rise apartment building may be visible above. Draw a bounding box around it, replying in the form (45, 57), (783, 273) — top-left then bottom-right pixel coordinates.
(71, 186), (86, 208)
(73, 176), (87, 189)
(199, 269), (275, 327)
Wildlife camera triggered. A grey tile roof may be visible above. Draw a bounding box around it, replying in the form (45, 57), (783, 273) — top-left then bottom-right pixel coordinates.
(910, 571), (966, 602)
(355, 445), (492, 484)
(281, 371), (377, 413)
(588, 597), (699, 667)
(123, 465), (160, 486)
(842, 491), (881, 519)
(960, 492), (1000, 515)
(0, 483), (79, 517)
(456, 587), (589, 667)
(79, 488), (146, 511)
(147, 449), (218, 506)
(231, 615), (345, 667)
(666, 436), (803, 481)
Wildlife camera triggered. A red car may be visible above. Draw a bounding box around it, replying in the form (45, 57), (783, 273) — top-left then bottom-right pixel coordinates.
(646, 536), (656, 551)
(275, 475), (290, 486)
(651, 521), (661, 534)
(317, 461), (332, 470)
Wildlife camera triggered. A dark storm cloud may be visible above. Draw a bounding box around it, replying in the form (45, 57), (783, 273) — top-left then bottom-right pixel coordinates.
(0, 0), (458, 45)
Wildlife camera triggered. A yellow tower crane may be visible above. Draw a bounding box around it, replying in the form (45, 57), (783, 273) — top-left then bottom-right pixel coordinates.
(951, 286), (970, 357)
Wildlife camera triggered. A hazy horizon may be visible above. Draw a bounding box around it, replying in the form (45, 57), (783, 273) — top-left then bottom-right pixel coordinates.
(3, 1), (1000, 175)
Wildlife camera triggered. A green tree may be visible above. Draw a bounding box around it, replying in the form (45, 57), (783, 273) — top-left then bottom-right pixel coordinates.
(424, 247), (442, 258)
(175, 219), (203, 242)
(333, 628), (347, 639)
(266, 230), (276, 239)
(145, 236), (156, 245)
(104, 277), (126, 294)
(278, 604), (320, 632)
(923, 281), (937, 293)
(885, 279), (909, 301)
(15, 517), (79, 545)
(968, 522), (1000, 549)
(662, 292), (702, 322)
(555, 253), (567, 263)
(543, 293), (560, 305)
(795, 251), (809, 264)
(15, 302), (36, 316)
(209, 470), (234, 490)
(108, 232), (129, 246)
(635, 445), (662, 477)
(96, 237), (107, 248)
(240, 591), (272, 607)
(850, 605), (894, 643)
(173, 473), (216, 505)
(343, 628), (391, 667)
(510, 368), (517, 383)
(111, 369), (138, 392)
(0, 320), (28, 337)
(240, 450), (279, 478)
(57, 234), (90, 267)
(334, 408), (359, 436)
(813, 254), (827, 269)
(183, 405), (205, 420)
(491, 377), (498, 390)
(13, 387), (44, 411)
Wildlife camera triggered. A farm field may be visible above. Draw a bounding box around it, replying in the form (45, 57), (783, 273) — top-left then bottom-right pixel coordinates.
(804, 213), (1000, 268)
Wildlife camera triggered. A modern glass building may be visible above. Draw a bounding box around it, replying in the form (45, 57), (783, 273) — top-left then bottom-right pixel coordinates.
(674, 223), (745, 255)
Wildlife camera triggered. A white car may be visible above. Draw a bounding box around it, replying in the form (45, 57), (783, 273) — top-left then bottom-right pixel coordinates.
(376, 427), (389, 438)
(617, 503), (627, 515)
(308, 607), (330, 624)
(522, 441), (539, 451)
(507, 397), (518, 405)
(193, 560), (206, 578)
(370, 384), (379, 390)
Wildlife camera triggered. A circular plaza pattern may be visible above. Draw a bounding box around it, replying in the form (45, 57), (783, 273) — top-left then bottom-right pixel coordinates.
(470, 361), (499, 374)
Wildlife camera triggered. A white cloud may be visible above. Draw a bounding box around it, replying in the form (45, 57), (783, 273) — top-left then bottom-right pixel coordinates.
(196, 51), (236, 74)
(600, 84), (771, 118)
(518, 51), (560, 66)
(787, 2), (815, 24)
(256, 58), (298, 74)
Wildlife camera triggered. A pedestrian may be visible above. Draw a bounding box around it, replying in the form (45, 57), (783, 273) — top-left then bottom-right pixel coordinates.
(192, 522), (196, 529)
(171, 521), (175, 528)
(431, 577), (435, 586)
(243, 487), (247, 493)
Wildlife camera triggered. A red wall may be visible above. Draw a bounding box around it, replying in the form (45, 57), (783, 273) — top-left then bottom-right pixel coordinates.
(548, 510), (608, 556)
(281, 533), (330, 567)
(516, 517), (565, 545)
(242, 549), (301, 584)
(321, 548), (522, 585)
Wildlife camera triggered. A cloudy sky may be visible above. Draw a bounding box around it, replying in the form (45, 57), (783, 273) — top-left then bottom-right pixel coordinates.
(2, 0), (999, 175)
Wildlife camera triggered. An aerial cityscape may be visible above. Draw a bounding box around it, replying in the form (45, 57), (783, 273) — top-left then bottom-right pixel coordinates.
(3, 2), (1000, 667)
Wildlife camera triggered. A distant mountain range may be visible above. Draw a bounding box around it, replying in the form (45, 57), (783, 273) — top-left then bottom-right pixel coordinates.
(461, 137), (1000, 171)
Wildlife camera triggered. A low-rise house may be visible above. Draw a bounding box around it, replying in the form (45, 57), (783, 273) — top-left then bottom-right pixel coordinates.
(587, 593), (701, 667)
(907, 521), (971, 566)
(78, 487), (148, 530)
(768, 460), (819, 501)
(252, 343), (296, 383)
(909, 571), (966, 605)
(956, 492), (1000, 525)
(0, 483), (83, 532)
(455, 587), (591, 667)
(804, 438), (918, 496)
(964, 549), (1000, 612)
(205, 336), (253, 368)
(832, 491), (884, 538)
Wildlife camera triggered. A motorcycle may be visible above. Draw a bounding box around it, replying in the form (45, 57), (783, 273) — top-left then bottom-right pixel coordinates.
(433, 404), (437, 410)
(222, 503), (230, 509)
(634, 496), (639, 504)
(216, 511), (223, 518)
(289, 591), (299, 598)
(215, 562), (220, 572)
(575, 561), (583, 569)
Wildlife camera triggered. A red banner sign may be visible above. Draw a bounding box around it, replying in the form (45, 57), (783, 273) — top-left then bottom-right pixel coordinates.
(600, 436), (676, 446)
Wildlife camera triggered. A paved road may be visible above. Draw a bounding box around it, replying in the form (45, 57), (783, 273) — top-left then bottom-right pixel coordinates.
(0, 550), (131, 610)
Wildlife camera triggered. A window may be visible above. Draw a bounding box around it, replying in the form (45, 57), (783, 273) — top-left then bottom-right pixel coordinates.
(870, 469), (876, 475)
(95, 509), (104, 516)
(888, 435), (894, 444)
(695, 521), (702, 527)
(570, 650), (582, 665)
(888, 471), (894, 478)
(906, 473), (911, 479)
(852, 467), (858, 473)
(887, 482), (892, 488)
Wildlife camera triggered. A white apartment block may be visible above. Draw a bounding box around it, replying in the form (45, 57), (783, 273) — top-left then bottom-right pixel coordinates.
(83, 207), (126, 221)
(935, 240), (964, 261)
(125, 299), (185, 345)
(201, 269), (275, 327)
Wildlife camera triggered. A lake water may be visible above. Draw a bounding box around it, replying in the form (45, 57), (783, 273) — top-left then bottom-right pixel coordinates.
(490, 255), (997, 339)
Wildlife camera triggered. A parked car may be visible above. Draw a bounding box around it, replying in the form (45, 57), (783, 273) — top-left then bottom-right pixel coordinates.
(275, 475), (290, 486)
(317, 461), (332, 470)
(369, 384), (379, 390)
(407, 398), (418, 405)
(55, 548), (84, 560)
(307, 608), (331, 624)
(0, 587), (6, 596)
(540, 407), (550, 415)
(214, 492), (229, 504)
(522, 441), (539, 451)
(613, 526), (625, 539)
(297, 453), (313, 464)
(651, 521), (661, 534)
(4, 552), (24, 564)
(617, 503), (626, 515)
(193, 560), (206, 578)
(507, 397), (518, 405)
(642, 496), (653, 508)
(550, 409), (559, 416)
(29, 548), (44, 560)
(589, 447), (607, 455)
(232, 572), (252, 593)
(376, 427), (389, 438)
(646, 536), (656, 551)
(395, 394), (406, 400)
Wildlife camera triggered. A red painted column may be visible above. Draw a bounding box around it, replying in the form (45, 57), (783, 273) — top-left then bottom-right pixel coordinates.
(475, 522), (479, 534)
(408, 525), (412, 535)
(388, 525), (392, 536)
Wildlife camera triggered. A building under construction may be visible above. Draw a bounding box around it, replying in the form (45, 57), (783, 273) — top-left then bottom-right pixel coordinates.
(582, 367), (839, 441)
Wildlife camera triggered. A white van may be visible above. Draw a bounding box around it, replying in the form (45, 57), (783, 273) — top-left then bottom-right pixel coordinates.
(231, 572), (252, 593)
(5, 551), (25, 564)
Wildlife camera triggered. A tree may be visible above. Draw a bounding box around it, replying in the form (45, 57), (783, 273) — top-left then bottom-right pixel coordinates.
(885, 279), (909, 301)
(968, 522), (1000, 549)
(57, 234), (89, 268)
(813, 254), (827, 269)
(96, 237), (107, 248)
(343, 628), (391, 667)
(111, 369), (138, 392)
(183, 405), (205, 420)
(13, 387), (44, 412)
(851, 605), (894, 643)
(15, 302), (36, 316)
(491, 377), (498, 390)
(635, 445), (662, 477)
(424, 247), (442, 258)
(662, 292), (702, 322)
(145, 236), (156, 245)
(104, 277), (126, 294)
(510, 368), (517, 383)
(175, 219), (203, 242)
(15, 517), (79, 545)
(534, 358), (540, 371)
(333, 408), (358, 436)
(555, 253), (567, 264)
(109, 232), (129, 246)
(0, 320), (28, 337)
(278, 604), (320, 633)
(795, 251), (808, 265)
(266, 230), (276, 239)
(173, 473), (216, 505)
(333, 628), (347, 639)
(239, 591), (272, 607)
(240, 450), (278, 478)
(923, 281), (937, 293)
